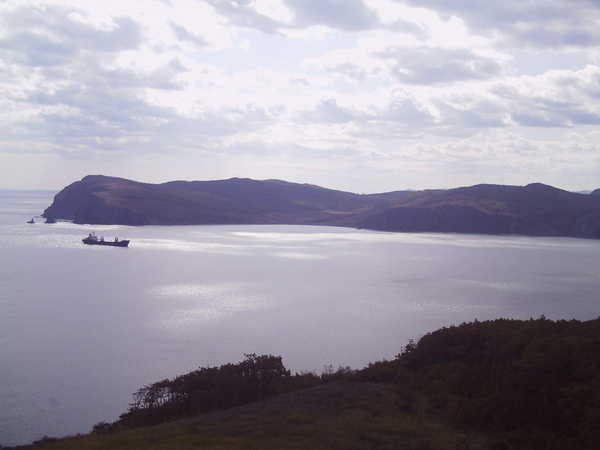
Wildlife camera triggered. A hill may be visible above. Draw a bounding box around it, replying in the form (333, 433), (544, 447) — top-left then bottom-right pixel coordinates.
(354, 183), (600, 238)
(42, 175), (407, 226)
(42, 175), (600, 238)
(13, 317), (600, 449)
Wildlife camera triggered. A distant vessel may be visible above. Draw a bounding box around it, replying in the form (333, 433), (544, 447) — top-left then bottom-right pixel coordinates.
(27, 218), (35, 223)
(82, 232), (129, 247)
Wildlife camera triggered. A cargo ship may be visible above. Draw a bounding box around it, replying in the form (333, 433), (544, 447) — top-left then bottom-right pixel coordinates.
(82, 232), (129, 247)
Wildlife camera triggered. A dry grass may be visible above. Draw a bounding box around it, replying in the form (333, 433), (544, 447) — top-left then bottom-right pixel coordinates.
(17, 382), (493, 450)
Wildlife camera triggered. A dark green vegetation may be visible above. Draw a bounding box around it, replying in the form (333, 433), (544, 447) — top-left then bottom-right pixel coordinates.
(43, 175), (600, 238)
(97, 354), (295, 431)
(16, 318), (600, 449)
(357, 317), (600, 449)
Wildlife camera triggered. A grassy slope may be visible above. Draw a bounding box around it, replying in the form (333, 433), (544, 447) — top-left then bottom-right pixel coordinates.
(18, 383), (489, 450)
(17, 317), (600, 449)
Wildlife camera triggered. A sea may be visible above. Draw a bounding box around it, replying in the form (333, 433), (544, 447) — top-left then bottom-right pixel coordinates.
(1, 189), (599, 447)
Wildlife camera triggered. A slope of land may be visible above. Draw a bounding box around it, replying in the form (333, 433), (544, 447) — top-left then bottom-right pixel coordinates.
(43, 175), (600, 238)
(16, 382), (487, 450)
(42, 175), (407, 226)
(353, 182), (600, 238)
(13, 317), (600, 450)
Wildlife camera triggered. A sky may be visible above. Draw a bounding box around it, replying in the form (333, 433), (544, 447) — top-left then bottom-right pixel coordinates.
(1, 0), (599, 193)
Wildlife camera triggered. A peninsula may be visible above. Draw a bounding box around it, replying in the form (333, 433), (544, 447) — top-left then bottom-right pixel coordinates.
(43, 175), (600, 239)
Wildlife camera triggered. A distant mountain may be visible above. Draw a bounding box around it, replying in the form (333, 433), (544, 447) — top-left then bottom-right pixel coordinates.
(43, 175), (410, 226)
(43, 176), (600, 239)
(352, 183), (600, 238)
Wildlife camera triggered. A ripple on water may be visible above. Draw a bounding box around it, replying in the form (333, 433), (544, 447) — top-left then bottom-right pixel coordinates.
(148, 282), (272, 328)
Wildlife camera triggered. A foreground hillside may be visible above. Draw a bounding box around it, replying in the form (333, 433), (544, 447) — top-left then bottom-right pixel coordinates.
(42, 175), (600, 238)
(21, 383), (483, 450)
(15, 317), (600, 449)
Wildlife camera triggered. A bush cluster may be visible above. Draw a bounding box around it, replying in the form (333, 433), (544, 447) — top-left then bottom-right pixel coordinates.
(94, 354), (289, 431)
(94, 317), (600, 449)
(355, 317), (600, 448)
(93, 354), (357, 433)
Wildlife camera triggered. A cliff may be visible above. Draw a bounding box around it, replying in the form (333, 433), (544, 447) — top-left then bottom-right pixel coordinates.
(43, 175), (600, 238)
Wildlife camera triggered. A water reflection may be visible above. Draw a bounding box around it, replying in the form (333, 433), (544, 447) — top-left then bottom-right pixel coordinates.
(271, 251), (329, 260)
(149, 282), (273, 327)
(134, 238), (246, 254)
(455, 279), (526, 291)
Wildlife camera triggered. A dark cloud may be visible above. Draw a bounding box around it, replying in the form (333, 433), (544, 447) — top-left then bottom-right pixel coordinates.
(298, 97), (357, 123)
(511, 110), (569, 128)
(398, 0), (600, 49)
(384, 18), (429, 39)
(284, 0), (379, 32)
(290, 77), (310, 87)
(0, 5), (143, 67)
(510, 24), (600, 50)
(491, 66), (600, 127)
(2, 32), (77, 67)
(511, 101), (600, 128)
(36, 112), (125, 142)
(351, 90), (508, 140)
(67, 16), (143, 52)
(294, 91), (438, 140)
(433, 98), (509, 130)
(325, 61), (373, 82)
(203, 0), (283, 34)
(380, 93), (434, 125)
(13, 67), (279, 156)
(204, 0), (380, 33)
(169, 22), (209, 47)
(9, 69), (187, 155)
(374, 46), (504, 84)
(101, 63), (188, 90)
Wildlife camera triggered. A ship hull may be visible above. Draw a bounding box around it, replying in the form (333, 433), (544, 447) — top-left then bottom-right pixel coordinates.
(82, 238), (129, 247)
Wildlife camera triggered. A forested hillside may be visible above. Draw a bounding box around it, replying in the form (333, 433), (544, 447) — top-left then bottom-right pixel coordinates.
(20, 317), (600, 449)
(356, 317), (600, 448)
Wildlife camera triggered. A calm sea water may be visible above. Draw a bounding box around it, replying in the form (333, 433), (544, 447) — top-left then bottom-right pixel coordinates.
(1, 190), (599, 446)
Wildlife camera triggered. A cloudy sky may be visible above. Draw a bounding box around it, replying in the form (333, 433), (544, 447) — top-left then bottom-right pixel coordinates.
(1, 0), (599, 192)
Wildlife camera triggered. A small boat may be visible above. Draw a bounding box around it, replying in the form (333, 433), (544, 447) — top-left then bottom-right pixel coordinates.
(82, 232), (130, 247)
(27, 218), (35, 223)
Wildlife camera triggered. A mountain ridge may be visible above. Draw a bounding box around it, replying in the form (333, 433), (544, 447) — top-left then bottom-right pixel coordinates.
(43, 175), (600, 239)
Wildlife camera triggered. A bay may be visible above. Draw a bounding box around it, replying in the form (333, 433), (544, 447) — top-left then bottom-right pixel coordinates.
(1, 190), (599, 447)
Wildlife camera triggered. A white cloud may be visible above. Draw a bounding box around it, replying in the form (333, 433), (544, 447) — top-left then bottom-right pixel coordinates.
(0, 0), (599, 191)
